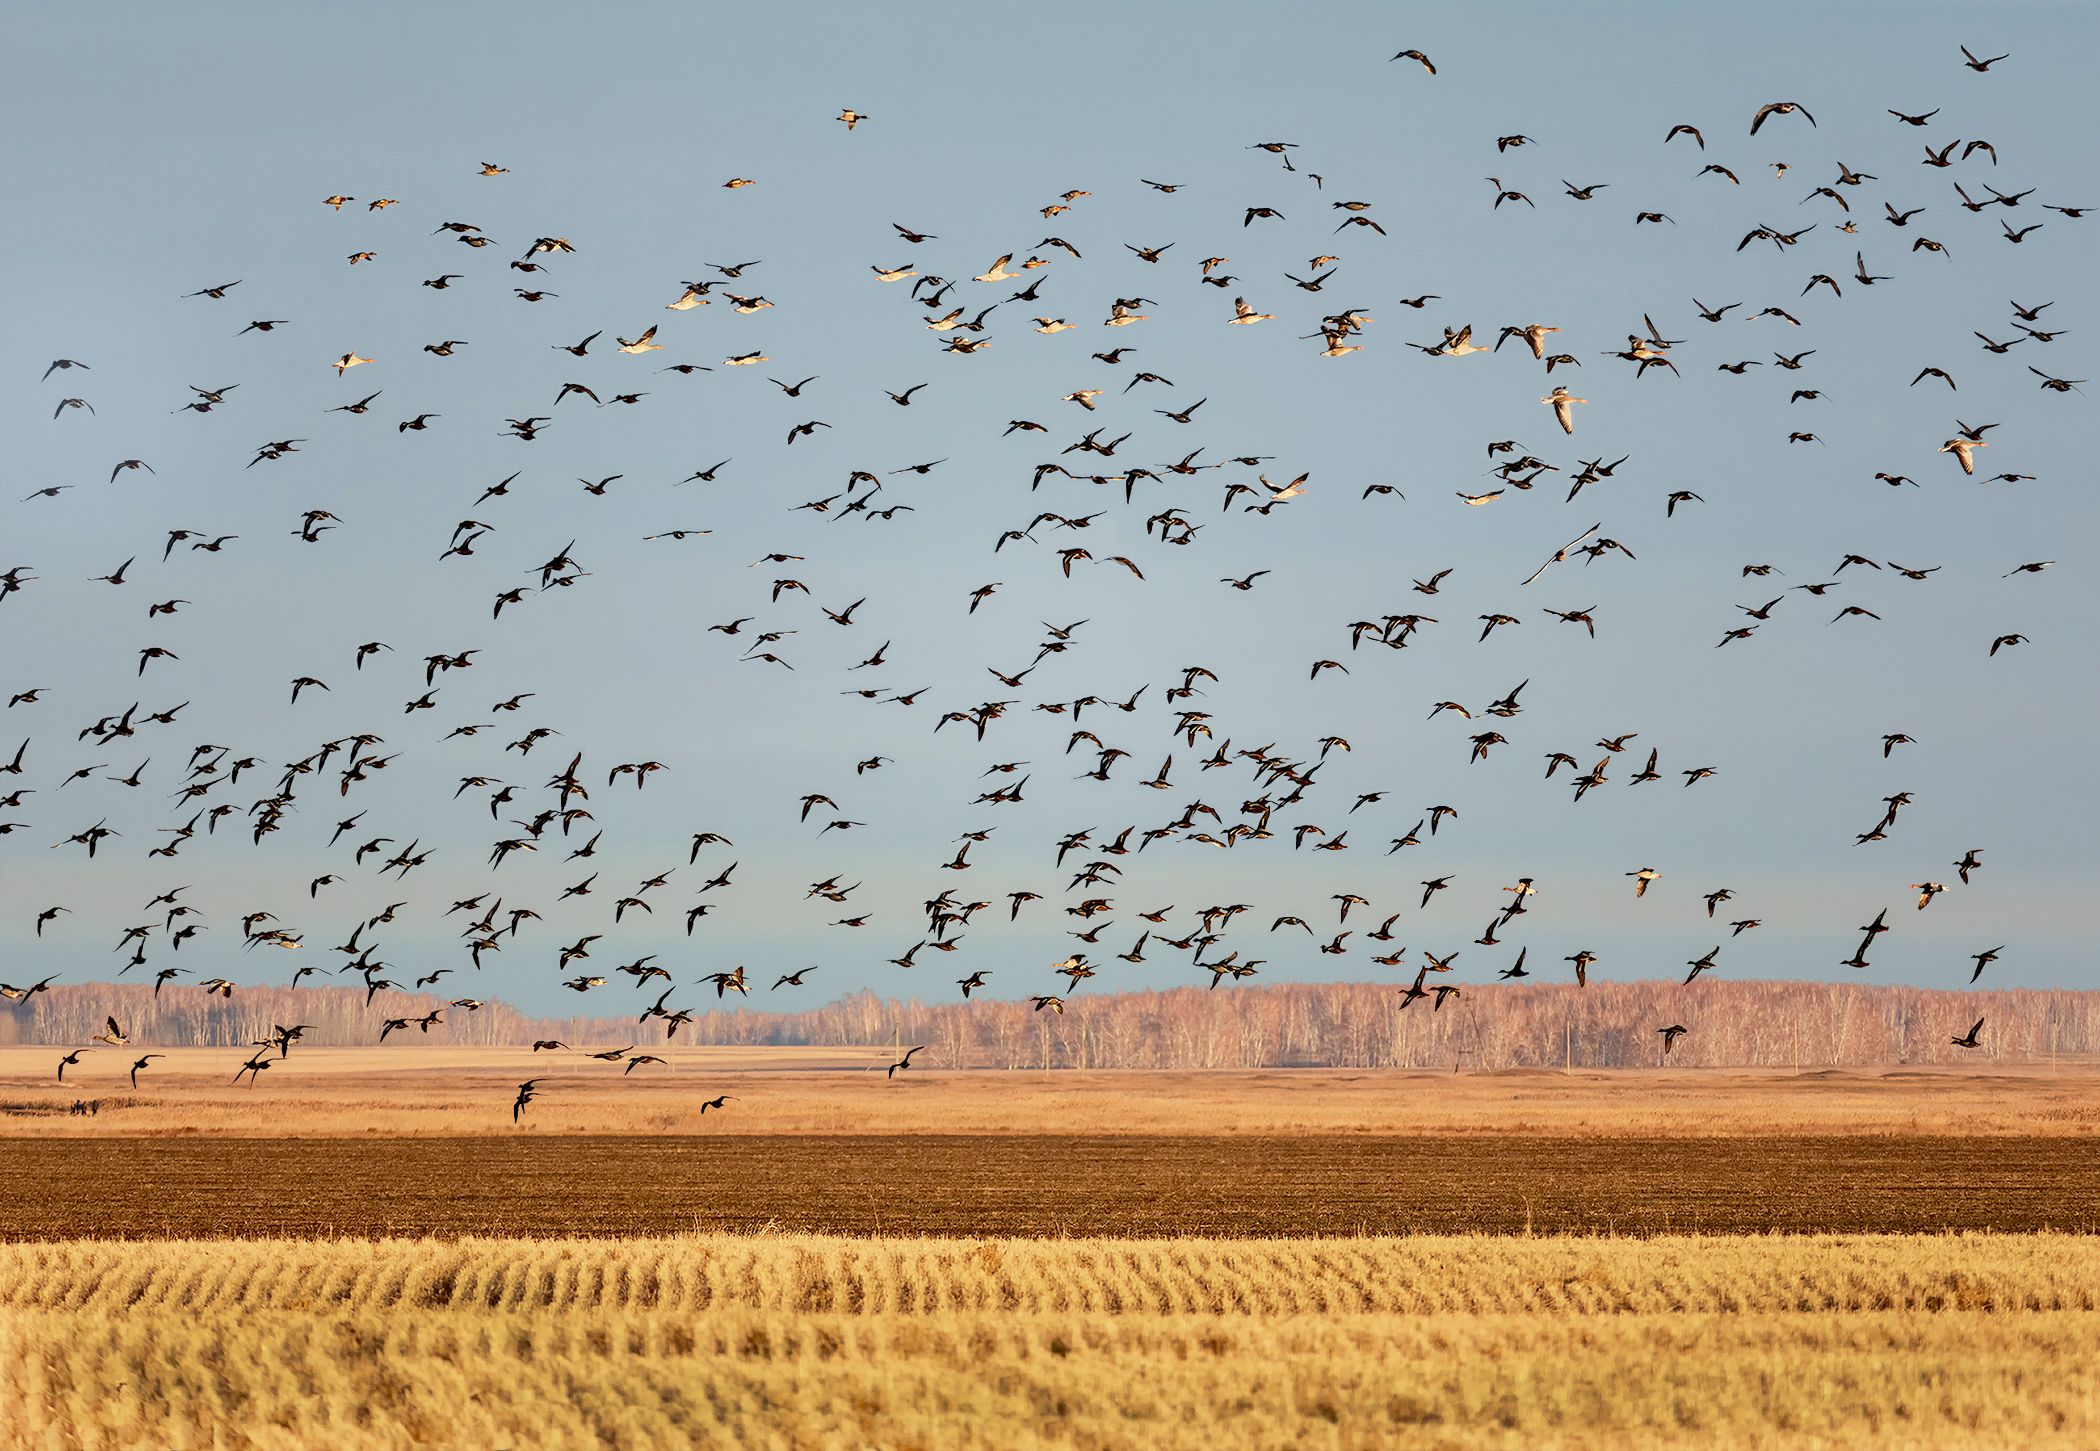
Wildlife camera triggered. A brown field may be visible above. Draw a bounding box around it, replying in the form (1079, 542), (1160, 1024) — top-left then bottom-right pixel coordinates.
(5, 1047), (2099, 1139)
(5, 1233), (2099, 1449)
(8, 1061), (2095, 1447)
(2, 1132), (2096, 1239)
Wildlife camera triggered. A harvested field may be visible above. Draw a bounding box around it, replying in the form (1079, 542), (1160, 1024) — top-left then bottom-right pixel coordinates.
(5, 1050), (2099, 1140)
(4, 1233), (2098, 1450)
(2, 1133), (2096, 1239)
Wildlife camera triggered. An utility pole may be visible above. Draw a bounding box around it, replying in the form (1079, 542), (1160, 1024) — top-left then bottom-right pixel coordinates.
(1455, 1013), (1483, 1074)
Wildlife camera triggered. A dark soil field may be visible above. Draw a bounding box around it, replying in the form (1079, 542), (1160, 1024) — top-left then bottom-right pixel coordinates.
(3, 1134), (2095, 1239)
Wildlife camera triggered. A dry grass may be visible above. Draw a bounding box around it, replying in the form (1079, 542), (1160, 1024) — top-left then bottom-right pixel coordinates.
(3, 1234), (2097, 1449)
(6, 1048), (2099, 1139)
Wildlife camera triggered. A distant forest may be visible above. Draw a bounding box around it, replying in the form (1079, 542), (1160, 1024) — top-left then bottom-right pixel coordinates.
(5, 979), (2094, 1070)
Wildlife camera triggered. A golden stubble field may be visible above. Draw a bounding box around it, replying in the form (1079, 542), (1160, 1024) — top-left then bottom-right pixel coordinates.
(5, 1047), (2099, 1138)
(4, 1233), (2098, 1450)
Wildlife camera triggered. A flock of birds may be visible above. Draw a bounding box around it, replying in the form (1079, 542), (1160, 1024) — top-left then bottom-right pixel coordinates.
(3, 40), (2080, 1120)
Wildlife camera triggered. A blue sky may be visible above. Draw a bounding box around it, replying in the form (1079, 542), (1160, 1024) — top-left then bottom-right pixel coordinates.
(1, 1), (2094, 1018)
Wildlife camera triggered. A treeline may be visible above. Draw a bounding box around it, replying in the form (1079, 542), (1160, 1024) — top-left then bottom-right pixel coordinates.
(4, 979), (2095, 1069)
(630, 979), (2099, 1069)
(0, 985), (556, 1052)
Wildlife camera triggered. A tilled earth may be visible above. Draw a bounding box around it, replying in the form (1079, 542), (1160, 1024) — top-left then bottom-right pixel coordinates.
(2, 1134), (2094, 1238)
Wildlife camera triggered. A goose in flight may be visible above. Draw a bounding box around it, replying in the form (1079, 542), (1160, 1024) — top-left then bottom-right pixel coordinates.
(1521, 524), (1601, 586)
(1939, 437), (1986, 474)
(1951, 1018), (1984, 1049)
(1432, 323), (1489, 356)
(1750, 100), (1815, 134)
(1497, 323), (1560, 359)
(1486, 177), (1534, 208)
(1541, 387), (1586, 434)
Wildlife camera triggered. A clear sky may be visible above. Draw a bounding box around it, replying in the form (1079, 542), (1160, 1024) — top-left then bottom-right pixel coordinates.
(2, 1), (2094, 1020)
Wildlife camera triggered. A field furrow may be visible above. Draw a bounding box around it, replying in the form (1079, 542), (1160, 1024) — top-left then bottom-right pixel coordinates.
(2, 1134), (2097, 1239)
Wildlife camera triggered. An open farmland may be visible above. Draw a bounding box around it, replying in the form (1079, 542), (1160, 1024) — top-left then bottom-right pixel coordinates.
(3, 1131), (2098, 1239)
(5, 1049), (2100, 1139)
(5, 1233), (2099, 1450)
(4, 0), (2096, 1444)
